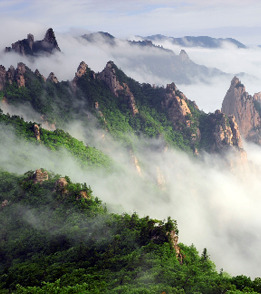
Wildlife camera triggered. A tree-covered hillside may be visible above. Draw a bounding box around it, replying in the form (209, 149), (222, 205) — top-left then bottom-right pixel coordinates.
(0, 109), (111, 169)
(1, 169), (260, 293)
(0, 61), (242, 154)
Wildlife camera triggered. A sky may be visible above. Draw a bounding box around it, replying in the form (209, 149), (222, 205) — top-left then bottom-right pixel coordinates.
(1, 0), (261, 45)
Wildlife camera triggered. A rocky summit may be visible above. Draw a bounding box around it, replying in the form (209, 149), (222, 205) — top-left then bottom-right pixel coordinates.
(222, 76), (261, 144)
(5, 28), (61, 56)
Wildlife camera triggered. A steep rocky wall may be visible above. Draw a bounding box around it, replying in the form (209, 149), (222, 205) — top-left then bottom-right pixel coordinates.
(222, 76), (261, 144)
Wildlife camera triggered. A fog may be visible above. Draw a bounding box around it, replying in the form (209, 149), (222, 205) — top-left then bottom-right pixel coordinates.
(2, 27), (261, 278)
(1, 118), (261, 278)
(1, 28), (261, 113)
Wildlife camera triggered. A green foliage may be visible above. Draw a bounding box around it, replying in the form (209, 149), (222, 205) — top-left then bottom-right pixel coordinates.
(0, 111), (112, 168)
(0, 170), (260, 293)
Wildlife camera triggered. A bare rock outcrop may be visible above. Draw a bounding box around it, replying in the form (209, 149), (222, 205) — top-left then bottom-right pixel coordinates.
(55, 177), (68, 194)
(162, 83), (192, 129)
(222, 76), (261, 144)
(33, 124), (41, 141)
(0, 66), (6, 91)
(5, 28), (61, 56)
(98, 61), (123, 96)
(98, 61), (139, 115)
(75, 61), (88, 78)
(0, 63), (28, 90)
(205, 110), (246, 158)
(179, 49), (190, 63)
(16, 63), (26, 87)
(1, 200), (9, 208)
(47, 72), (58, 84)
(167, 230), (183, 264)
(33, 169), (48, 184)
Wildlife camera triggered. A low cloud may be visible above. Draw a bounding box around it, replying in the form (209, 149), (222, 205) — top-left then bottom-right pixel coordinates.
(1, 120), (261, 278)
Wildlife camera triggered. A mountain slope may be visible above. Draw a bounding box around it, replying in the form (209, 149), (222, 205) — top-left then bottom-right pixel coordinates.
(0, 61), (243, 156)
(144, 34), (247, 48)
(0, 169), (259, 293)
(81, 31), (227, 84)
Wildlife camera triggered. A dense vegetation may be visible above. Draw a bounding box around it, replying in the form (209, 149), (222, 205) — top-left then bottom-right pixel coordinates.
(0, 63), (206, 152)
(0, 61), (258, 293)
(0, 109), (111, 168)
(0, 169), (260, 293)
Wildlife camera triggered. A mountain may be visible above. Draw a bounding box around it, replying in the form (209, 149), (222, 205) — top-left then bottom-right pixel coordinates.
(222, 76), (261, 144)
(4, 28), (61, 56)
(144, 34), (247, 48)
(81, 31), (227, 85)
(1, 168), (260, 293)
(0, 61), (243, 156)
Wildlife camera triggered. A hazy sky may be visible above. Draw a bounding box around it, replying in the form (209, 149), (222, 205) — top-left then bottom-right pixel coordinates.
(1, 0), (261, 45)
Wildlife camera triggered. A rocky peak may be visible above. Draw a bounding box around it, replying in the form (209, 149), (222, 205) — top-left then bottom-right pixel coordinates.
(0, 63), (27, 89)
(47, 72), (58, 83)
(98, 61), (123, 96)
(162, 83), (192, 129)
(75, 61), (88, 78)
(5, 28), (61, 56)
(179, 49), (190, 62)
(27, 33), (34, 49)
(16, 63), (26, 87)
(55, 177), (68, 194)
(32, 169), (48, 184)
(35, 69), (46, 81)
(98, 61), (139, 115)
(205, 110), (245, 155)
(222, 76), (261, 144)
(44, 28), (56, 44)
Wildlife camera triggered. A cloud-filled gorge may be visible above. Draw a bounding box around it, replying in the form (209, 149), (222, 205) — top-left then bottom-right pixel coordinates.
(2, 27), (261, 280)
(1, 117), (261, 278)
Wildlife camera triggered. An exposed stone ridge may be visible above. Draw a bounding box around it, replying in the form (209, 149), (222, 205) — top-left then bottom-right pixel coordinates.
(33, 124), (41, 141)
(162, 82), (191, 128)
(55, 177), (68, 194)
(222, 76), (261, 144)
(209, 110), (244, 154)
(47, 72), (59, 84)
(75, 61), (88, 78)
(161, 82), (201, 145)
(98, 61), (124, 96)
(5, 28), (61, 56)
(179, 49), (190, 63)
(0, 63), (28, 90)
(32, 169), (48, 184)
(98, 61), (139, 115)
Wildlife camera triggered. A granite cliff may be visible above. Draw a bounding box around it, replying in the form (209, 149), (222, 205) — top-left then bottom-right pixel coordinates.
(222, 77), (261, 144)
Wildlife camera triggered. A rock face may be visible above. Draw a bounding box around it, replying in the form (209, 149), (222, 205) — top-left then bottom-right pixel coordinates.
(55, 177), (68, 194)
(5, 28), (61, 56)
(33, 169), (48, 184)
(33, 124), (41, 141)
(0, 62), (28, 90)
(204, 110), (245, 156)
(72, 61), (88, 87)
(162, 83), (192, 129)
(222, 76), (261, 144)
(47, 72), (58, 84)
(161, 82), (201, 145)
(98, 61), (139, 115)
(168, 230), (183, 264)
